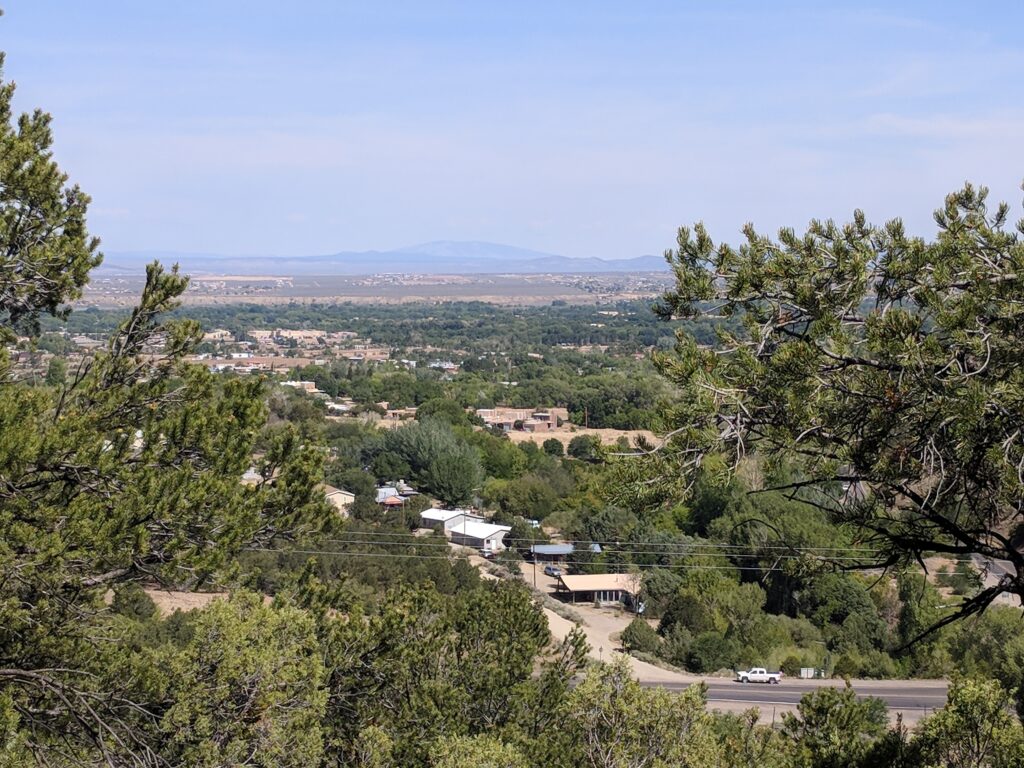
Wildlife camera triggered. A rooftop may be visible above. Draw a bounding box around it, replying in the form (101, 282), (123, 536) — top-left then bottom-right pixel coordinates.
(531, 544), (574, 556)
(375, 486), (399, 503)
(421, 508), (477, 522)
(450, 520), (512, 540)
(557, 572), (640, 594)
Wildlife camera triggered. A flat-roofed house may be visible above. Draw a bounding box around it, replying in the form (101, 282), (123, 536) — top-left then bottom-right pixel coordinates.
(281, 380), (320, 393)
(522, 418), (551, 432)
(555, 572), (641, 607)
(449, 520), (512, 554)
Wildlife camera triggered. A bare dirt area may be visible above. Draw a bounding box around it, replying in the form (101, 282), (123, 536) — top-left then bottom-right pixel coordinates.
(144, 589), (228, 616)
(505, 426), (658, 449)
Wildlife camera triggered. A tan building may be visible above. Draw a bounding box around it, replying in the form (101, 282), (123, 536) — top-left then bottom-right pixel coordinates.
(322, 484), (355, 517)
(282, 380), (320, 393)
(274, 329), (326, 346)
(476, 406), (570, 432)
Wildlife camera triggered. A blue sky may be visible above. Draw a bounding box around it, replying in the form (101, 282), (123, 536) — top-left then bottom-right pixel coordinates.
(3, 1), (1023, 259)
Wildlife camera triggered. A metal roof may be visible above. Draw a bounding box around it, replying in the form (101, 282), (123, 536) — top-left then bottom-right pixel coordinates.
(420, 508), (474, 522)
(530, 544), (574, 555)
(450, 520), (512, 540)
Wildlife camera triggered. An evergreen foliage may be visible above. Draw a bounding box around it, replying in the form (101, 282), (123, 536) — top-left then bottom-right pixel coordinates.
(653, 184), (1024, 622)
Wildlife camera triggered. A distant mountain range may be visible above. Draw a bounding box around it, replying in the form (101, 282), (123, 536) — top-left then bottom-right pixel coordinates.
(97, 241), (668, 276)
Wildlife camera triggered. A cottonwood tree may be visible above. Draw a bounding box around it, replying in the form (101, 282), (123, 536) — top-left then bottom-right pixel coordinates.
(0, 56), (329, 764)
(652, 183), (1024, 629)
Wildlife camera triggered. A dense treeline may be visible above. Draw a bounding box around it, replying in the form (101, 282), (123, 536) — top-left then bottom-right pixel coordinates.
(290, 351), (669, 429)
(52, 299), (728, 352)
(48, 301), (687, 429)
(72, 584), (1024, 767)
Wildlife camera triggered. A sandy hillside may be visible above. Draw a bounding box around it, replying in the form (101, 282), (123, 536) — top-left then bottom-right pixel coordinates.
(505, 427), (658, 449)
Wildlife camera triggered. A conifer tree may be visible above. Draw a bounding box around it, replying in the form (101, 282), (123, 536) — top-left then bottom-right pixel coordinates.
(653, 184), (1024, 626)
(0, 55), (329, 764)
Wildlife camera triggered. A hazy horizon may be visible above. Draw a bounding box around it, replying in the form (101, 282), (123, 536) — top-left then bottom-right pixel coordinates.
(4, 1), (1024, 260)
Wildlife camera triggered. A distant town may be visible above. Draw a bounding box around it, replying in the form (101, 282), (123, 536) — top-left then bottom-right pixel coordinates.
(79, 271), (675, 307)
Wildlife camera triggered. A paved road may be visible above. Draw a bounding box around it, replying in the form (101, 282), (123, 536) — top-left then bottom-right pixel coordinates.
(479, 557), (953, 722)
(642, 678), (949, 716)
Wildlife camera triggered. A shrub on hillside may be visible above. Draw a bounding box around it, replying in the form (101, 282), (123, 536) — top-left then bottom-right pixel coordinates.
(660, 624), (693, 668)
(780, 655), (803, 677)
(112, 583), (157, 621)
(621, 618), (661, 654)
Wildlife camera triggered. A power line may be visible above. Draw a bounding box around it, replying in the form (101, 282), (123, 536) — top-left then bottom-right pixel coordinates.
(301, 533), (892, 561)
(324, 528), (885, 554)
(268, 537), (881, 563)
(282, 530), (984, 563)
(244, 547), (829, 572)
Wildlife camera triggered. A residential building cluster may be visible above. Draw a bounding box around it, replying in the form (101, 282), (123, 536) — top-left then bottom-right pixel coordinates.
(418, 508), (511, 554)
(475, 406), (570, 432)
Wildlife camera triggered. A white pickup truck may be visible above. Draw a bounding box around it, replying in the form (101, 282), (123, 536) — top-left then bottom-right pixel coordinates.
(735, 667), (783, 684)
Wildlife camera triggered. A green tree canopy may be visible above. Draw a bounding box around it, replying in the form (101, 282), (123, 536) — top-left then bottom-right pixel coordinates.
(158, 593), (327, 768)
(556, 658), (721, 767)
(0, 59), (329, 762)
(568, 433), (602, 462)
(542, 437), (565, 456)
(915, 677), (1024, 768)
(384, 417), (483, 506)
(780, 684), (888, 768)
(653, 183), (1024, 626)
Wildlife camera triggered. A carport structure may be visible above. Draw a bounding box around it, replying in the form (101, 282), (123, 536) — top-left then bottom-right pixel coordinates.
(529, 543), (574, 564)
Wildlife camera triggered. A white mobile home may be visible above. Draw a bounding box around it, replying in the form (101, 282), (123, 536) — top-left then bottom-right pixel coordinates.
(419, 508), (482, 532)
(449, 520), (512, 553)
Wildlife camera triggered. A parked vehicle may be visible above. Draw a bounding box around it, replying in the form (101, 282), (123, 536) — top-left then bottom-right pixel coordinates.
(735, 668), (783, 684)
(624, 594), (646, 615)
(543, 565), (562, 577)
